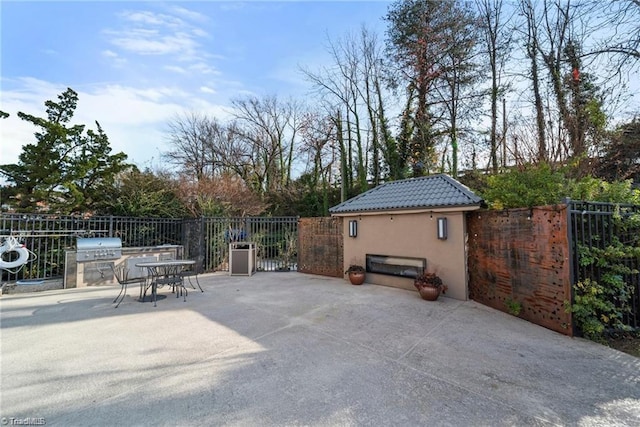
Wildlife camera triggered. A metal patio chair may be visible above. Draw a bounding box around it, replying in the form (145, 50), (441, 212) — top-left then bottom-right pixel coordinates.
(180, 268), (203, 292)
(111, 263), (146, 308)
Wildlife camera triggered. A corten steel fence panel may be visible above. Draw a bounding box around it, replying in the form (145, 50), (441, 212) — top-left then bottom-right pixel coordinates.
(467, 207), (573, 335)
(1, 214), (183, 283)
(567, 201), (640, 330)
(202, 217), (298, 273)
(298, 217), (343, 277)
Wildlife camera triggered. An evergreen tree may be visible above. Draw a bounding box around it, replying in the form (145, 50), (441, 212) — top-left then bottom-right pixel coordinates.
(0, 88), (129, 213)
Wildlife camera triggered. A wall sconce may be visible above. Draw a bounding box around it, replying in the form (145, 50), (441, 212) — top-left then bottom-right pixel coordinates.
(349, 220), (358, 237)
(437, 217), (448, 240)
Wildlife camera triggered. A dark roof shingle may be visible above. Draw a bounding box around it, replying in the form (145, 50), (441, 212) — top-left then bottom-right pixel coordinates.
(329, 174), (483, 214)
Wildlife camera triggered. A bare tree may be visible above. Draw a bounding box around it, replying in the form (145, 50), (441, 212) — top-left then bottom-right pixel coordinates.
(477, 0), (513, 172)
(359, 26), (382, 186)
(297, 111), (337, 212)
(533, 0), (609, 176)
(587, 0), (640, 75)
(386, 0), (446, 176)
(518, 0), (549, 163)
(434, 2), (482, 178)
(301, 28), (389, 192)
(175, 172), (267, 217)
(230, 95), (305, 194)
(164, 111), (220, 181)
(302, 34), (361, 191)
(386, 0), (484, 177)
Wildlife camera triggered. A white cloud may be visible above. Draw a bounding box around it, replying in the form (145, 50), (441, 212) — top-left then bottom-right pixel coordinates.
(102, 7), (217, 74)
(169, 6), (209, 23)
(74, 85), (186, 124)
(191, 28), (209, 38)
(0, 79), (64, 169)
(0, 78), (232, 170)
(189, 62), (220, 75)
(119, 10), (185, 29)
(200, 86), (216, 94)
(106, 9), (205, 54)
(1, 115), (34, 171)
(102, 49), (127, 67)
(164, 65), (188, 74)
(218, 2), (247, 12)
(106, 29), (199, 57)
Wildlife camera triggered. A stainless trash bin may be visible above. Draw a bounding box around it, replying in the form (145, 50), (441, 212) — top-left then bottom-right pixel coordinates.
(229, 242), (256, 276)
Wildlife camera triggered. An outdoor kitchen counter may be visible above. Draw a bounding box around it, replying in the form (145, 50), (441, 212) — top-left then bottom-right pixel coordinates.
(64, 244), (184, 289)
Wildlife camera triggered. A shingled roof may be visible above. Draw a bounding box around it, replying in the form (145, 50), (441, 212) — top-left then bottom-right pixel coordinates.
(329, 174), (483, 214)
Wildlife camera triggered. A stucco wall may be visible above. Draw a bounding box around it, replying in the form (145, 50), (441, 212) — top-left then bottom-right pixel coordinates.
(340, 211), (470, 300)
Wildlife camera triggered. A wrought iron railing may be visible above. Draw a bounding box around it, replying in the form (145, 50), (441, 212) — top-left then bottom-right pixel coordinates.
(1, 214), (298, 283)
(567, 200), (640, 330)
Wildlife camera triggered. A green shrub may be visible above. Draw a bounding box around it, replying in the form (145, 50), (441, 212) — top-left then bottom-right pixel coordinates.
(504, 298), (522, 316)
(566, 177), (640, 204)
(482, 163), (640, 209)
(482, 164), (566, 209)
(566, 236), (640, 341)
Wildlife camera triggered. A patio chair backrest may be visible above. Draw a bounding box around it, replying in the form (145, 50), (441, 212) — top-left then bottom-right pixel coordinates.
(111, 263), (145, 284)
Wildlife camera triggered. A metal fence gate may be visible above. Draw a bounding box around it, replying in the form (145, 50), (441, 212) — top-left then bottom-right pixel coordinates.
(201, 217), (298, 273)
(567, 200), (640, 330)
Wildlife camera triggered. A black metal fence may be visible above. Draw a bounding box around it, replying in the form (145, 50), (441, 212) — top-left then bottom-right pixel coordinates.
(567, 200), (640, 330)
(201, 217), (299, 272)
(1, 214), (298, 283)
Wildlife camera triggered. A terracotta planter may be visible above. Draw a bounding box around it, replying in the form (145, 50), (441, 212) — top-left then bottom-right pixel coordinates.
(348, 271), (365, 285)
(416, 285), (441, 301)
(414, 272), (444, 301)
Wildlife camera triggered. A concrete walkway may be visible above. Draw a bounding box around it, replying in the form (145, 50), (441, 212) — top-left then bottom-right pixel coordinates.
(1, 272), (639, 426)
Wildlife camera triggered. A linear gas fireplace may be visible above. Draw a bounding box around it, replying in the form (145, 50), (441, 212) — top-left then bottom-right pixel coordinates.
(366, 254), (426, 278)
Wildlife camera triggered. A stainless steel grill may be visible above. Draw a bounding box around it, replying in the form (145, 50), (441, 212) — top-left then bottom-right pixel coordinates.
(76, 237), (122, 262)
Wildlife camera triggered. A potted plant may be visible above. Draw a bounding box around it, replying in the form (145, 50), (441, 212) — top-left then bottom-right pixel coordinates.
(345, 264), (366, 285)
(414, 271), (447, 301)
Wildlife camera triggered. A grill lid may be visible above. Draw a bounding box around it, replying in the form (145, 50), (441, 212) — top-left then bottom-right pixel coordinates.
(76, 237), (122, 261)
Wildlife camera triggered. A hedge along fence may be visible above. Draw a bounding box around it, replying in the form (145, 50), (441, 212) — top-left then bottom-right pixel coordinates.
(467, 205), (573, 336)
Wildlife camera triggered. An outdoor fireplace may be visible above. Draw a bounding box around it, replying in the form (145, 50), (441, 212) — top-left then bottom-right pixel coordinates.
(366, 254), (426, 278)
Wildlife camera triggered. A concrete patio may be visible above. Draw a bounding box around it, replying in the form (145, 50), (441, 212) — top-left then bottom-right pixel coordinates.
(1, 272), (639, 426)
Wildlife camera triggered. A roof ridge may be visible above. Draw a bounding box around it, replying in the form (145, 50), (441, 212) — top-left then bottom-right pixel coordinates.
(329, 174), (483, 214)
(439, 174), (481, 201)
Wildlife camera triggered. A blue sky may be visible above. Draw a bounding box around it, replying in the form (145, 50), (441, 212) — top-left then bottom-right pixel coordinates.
(1, 1), (391, 169)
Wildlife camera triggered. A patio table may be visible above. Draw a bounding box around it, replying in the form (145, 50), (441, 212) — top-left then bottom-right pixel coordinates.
(135, 260), (195, 306)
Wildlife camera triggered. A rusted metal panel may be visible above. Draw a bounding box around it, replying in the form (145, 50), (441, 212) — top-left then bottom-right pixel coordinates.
(467, 206), (573, 336)
(298, 217), (343, 277)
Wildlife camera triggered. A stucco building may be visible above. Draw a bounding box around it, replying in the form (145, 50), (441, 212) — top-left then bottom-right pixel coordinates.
(329, 174), (484, 300)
